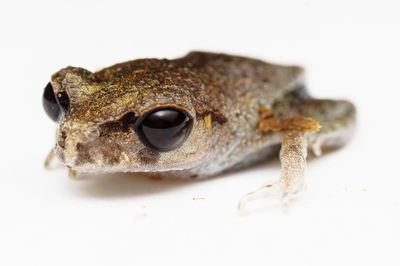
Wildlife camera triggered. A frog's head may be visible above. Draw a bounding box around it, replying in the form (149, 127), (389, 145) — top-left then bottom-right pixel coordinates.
(42, 64), (228, 174)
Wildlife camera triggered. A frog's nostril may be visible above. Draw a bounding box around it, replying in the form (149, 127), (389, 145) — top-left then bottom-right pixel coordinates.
(76, 142), (84, 151)
(85, 128), (100, 138)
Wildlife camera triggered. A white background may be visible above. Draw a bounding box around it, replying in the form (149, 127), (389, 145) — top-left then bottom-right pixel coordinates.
(1, 1), (399, 265)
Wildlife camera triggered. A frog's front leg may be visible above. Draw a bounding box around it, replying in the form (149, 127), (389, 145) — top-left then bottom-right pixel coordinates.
(44, 148), (56, 169)
(44, 148), (80, 179)
(238, 130), (307, 210)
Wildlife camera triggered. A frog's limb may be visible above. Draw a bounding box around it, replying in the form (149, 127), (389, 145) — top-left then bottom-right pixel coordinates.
(257, 112), (320, 132)
(237, 99), (355, 210)
(238, 130), (307, 210)
(45, 148), (80, 179)
(300, 99), (356, 156)
(45, 147), (81, 178)
(44, 148), (56, 169)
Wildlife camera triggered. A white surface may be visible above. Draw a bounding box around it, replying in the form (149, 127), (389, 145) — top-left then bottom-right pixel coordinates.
(1, 1), (399, 265)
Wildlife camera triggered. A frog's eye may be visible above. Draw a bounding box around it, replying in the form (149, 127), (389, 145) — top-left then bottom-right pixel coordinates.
(133, 107), (193, 152)
(42, 82), (61, 122)
(42, 82), (70, 122)
(56, 91), (70, 115)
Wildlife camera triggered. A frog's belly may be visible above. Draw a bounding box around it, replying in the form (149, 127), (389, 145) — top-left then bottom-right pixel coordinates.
(226, 144), (280, 172)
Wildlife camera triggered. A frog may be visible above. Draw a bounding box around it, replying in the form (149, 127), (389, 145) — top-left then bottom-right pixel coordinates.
(42, 51), (356, 210)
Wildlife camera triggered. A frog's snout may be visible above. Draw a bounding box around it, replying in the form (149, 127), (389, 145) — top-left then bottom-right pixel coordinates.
(54, 124), (102, 168)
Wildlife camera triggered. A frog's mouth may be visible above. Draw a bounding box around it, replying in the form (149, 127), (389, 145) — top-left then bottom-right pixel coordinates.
(56, 144), (204, 174)
(54, 129), (209, 174)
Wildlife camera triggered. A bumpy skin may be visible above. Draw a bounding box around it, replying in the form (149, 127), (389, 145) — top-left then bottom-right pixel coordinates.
(50, 51), (355, 177)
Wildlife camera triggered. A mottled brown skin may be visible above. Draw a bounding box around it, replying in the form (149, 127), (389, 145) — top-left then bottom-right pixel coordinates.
(50, 51), (355, 178)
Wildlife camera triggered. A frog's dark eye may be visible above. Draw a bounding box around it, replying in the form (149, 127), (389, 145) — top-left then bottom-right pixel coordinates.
(42, 82), (70, 122)
(134, 107), (193, 152)
(42, 82), (61, 122)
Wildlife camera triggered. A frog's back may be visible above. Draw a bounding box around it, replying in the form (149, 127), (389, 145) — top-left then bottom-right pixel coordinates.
(179, 52), (304, 117)
(94, 51), (305, 119)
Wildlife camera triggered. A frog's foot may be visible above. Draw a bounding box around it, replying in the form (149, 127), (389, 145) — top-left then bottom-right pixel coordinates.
(68, 169), (79, 179)
(238, 131), (307, 211)
(310, 139), (323, 157)
(301, 99), (356, 157)
(44, 148), (56, 169)
(238, 181), (288, 211)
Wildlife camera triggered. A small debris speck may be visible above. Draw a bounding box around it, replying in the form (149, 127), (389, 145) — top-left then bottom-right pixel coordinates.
(192, 197), (205, 200)
(135, 213), (147, 220)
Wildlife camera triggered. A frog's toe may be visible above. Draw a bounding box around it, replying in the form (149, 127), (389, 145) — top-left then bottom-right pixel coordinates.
(237, 181), (283, 211)
(311, 140), (323, 157)
(68, 169), (79, 179)
(237, 179), (305, 212)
